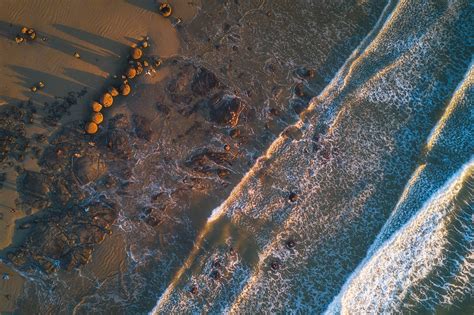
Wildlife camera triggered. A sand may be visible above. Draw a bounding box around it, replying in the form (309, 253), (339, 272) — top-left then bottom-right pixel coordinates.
(0, 0), (199, 311)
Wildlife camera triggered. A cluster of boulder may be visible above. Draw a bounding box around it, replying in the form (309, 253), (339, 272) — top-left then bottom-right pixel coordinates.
(15, 27), (37, 44)
(86, 38), (161, 134)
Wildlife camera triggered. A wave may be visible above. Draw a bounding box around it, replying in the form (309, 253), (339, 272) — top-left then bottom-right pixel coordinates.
(151, 0), (473, 313)
(325, 157), (474, 314)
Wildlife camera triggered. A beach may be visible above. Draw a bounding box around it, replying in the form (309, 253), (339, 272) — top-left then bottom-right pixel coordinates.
(0, 0), (472, 313)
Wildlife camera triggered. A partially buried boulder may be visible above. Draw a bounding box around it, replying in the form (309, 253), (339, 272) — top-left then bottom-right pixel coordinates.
(73, 154), (107, 185)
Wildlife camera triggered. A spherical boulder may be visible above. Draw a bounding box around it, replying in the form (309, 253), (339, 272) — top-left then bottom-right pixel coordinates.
(131, 47), (143, 60)
(85, 122), (98, 134)
(91, 112), (104, 124)
(126, 67), (137, 79)
(120, 83), (131, 96)
(91, 101), (102, 112)
(100, 92), (113, 107)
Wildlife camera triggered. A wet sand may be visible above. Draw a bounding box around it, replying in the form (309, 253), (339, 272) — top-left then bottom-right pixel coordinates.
(0, 1), (199, 311)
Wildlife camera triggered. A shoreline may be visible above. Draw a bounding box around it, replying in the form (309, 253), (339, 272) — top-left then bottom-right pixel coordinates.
(0, 1), (199, 312)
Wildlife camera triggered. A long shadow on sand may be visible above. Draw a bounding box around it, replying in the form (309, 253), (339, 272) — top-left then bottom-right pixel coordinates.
(125, 0), (158, 13)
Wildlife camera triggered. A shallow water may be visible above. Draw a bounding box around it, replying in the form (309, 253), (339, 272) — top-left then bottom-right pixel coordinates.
(1, 0), (473, 314)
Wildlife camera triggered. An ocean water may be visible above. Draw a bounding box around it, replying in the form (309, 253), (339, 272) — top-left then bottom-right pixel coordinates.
(11, 0), (474, 313)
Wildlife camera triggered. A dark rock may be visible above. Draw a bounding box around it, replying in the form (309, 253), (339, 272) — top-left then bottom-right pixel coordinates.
(229, 128), (240, 138)
(73, 155), (107, 185)
(288, 192), (298, 202)
(270, 261), (280, 270)
(7, 202), (117, 273)
(141, 207), (162, 227)
(209, 93), (243, 127)
(17, 171), (51, 209)
(191, 68), (219, 96)
(132, 114), (153, 141)
(286, 240), (296, 249)
(104, 129), (132, 159)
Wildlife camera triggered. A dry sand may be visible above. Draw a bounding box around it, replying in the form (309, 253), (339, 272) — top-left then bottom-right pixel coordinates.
(0, 0), (200, 311)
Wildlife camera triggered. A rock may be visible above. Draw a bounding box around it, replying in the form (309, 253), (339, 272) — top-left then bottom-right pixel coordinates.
(15, 36), (24, 44)
(108, 86), (119, 97)
(191, 68), (219, 96)
(17, 171), (51, 208)
(126, 67), (137, 79)
(159, 3), (172, 17)
(229, 128), (240, 138)
(186, 150), (232, 177)
(120, 83), (131, 96)
(271, 261), (280, 270)
(74, 52), (81, 58)
(91, 101), (102, 112)
(131, 47), (143, 60)
(73, 155), (107, 185)
(85, 122), (98, 134)
(132, 114), (153, 141)
(209, 93), (243, 127)
(288, 192), (298, 202)
(91, 112), (104, 125)
(105, 128), (132, 159)
(100, 92), (113, 107)
(141, 207), (162, 226)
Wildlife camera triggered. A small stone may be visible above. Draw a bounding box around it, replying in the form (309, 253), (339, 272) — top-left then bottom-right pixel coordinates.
(30, 86), (37, 92)
(15, 36), (24, 44)
(131, 47), (143, 60)
(135, 62), (144, 75)
(28, 31), (36, 40)
(154, 58), (162, 68)
(85, 122), (98, 134)
(91, 101), (102, 112)
(224, 144), (231, 151)
(20, 27), (28, 34)
(74, 52), (81, 59)
(270, 261), (280, 270)
(2, 273), (9, 280)
(159, 3), (172, 17)
(100, 92), (113, 107)
(189, 285), (198, 295)
(288, 192), (298, 202)
(91, 112), (104, 125)
(38, 81), (45, 88)
(143, 60), (149, 67)
(142, 41), (148, 48)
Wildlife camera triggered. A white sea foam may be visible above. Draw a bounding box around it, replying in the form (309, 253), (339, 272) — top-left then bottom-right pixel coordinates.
(325, 158), (473, 314)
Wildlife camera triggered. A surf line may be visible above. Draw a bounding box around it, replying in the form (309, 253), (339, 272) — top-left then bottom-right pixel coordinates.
(324, 156), (474, 314)
(150, 1), (399, 312)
